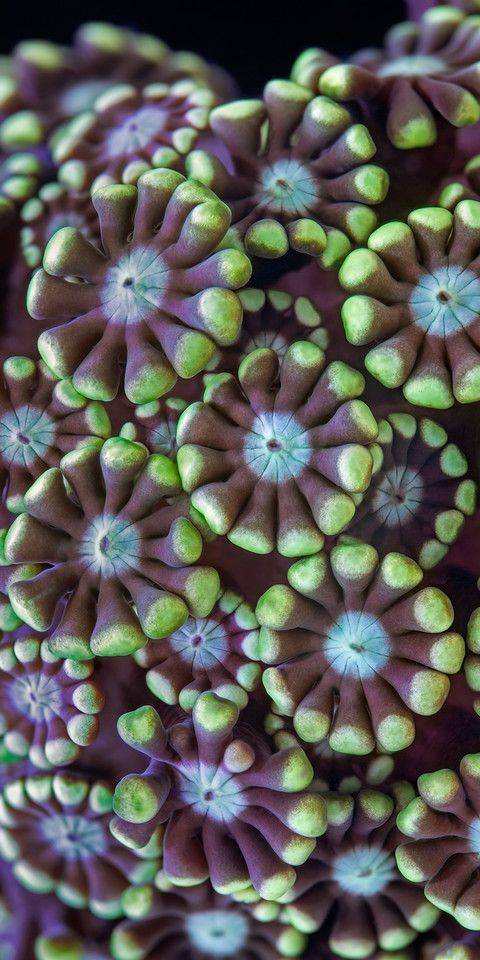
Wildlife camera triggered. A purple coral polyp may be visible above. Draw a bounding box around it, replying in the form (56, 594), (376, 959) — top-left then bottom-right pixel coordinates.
(0, 5), (479, 958)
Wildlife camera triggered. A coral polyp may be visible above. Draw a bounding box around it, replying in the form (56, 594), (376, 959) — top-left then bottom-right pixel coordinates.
(27, 169), (251, 403)
(1, 6), (480, 957)
(111, 693), (327, 900)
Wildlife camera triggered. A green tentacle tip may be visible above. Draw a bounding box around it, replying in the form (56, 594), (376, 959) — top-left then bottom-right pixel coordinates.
(193, 691), (238, 733)
(117, 706), (162, 749)
(112, 775), (160, 824)
(244, 219), (289, 258)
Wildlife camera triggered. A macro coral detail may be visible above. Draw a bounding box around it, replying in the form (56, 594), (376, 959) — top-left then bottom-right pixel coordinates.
(176, 344), (378, 555)
(26, 168), (252, 404)
(0, 4), (479, 957)
(111, 693), (327, 900)
(256, 544), (464, 753)
(3, 436), (220, 657)
(339, 201), (480, 406)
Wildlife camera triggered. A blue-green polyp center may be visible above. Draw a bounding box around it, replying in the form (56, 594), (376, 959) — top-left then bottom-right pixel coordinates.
(80, 514), (141, 576)
(11, 672), (63, 721)
(106, 105), (167, 157)
(469, 817), (480, 857)
(41, 813), (106, 859)
(185, 909), (249, 957)
(258, 159), (318, 216)
(324, 610), (391, 678)
(410, 266), (480, 336)
(102, 247), (168, 324)
(178, 762), (246, 822)
(169, 616), (229, 668)
(371, 465), (424, 526)
(0, 405), (55, 467)
(377, 54), (446, 78)
(243, 412), (311, 482)
(332, 846), (396, 896)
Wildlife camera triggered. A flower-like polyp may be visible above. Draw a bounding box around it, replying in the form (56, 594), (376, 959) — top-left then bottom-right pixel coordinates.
(318, 6), (480, 149)
(53, 81), (218, 193)
(186, 80), (389, 261)
(110, 880), (307, 959)
(396, 753), (480, 930)
(347, 412), (476, 569)
(176, 344), (379, 556)
(111, 692), (327, 901)
(0, 355), (111, 514)
(339, 200), (480, 407)
(0, 555), (42, 631)
(0, 632), (104, 767)
(3, 436), (220, 658)
(122, 397), (188, 459)
(0, 773), (160, 916)
(134, 588), (261, 710)
(222, 287), (328, 371)
(0, 23), (171, 147)
(20, 182), (100, 270)
(26, 168), (252, 404)
(256, 543), (464, 754)
(280, 785), (440, 957)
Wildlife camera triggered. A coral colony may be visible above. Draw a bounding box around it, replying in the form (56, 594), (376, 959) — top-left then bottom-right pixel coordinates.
(6, 5), (480, 960)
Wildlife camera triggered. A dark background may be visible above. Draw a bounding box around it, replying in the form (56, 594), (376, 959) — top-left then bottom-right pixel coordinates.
(2, 0), (406, 95)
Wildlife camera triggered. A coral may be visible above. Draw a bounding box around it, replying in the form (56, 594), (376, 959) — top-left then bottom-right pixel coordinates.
(264, 711), (395, 793)
(110, 880), (307, 959)
(439, 154), (480, 209)
(0, 772), (160, 916)
(0, 151), (42, 221)
(0, 23), (232, 151)
(26, 168), (252, 404)
(121, 397), (188, 459)
(256, 543), (464, 754)
(20, 182), (100, 269)
(3, 436), (220, 658)
(0, 355), (111, 513)
(186, 81), (389, 261)
(432, 934), (480, 959)
(176, 344), (379, 555)
(218, 287), (328, 373)
(0, 631), (104, 766)
(53, 81), (218, 193)
(279, 785), (439, 957)
(134, 587), (262, 709)
(318, 7), (480, 149)
(396, 753), (480, 930)
(346, 412), (476, 568)
(339, 201), (480, 407)
(111, 693), (327, 900)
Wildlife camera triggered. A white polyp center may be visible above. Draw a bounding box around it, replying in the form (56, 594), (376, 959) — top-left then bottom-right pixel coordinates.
(106, 105), (168, 156)
(185, 909), (249, 957)
(41, 813), (106, 859)
(11, 673), (63, 721)
(60, 80), (112, 116)
(178, 762), (247, 822)
(332, 846), (396, 896)
(377, 54), (446, 78)
(469, 817), (480, 857)
(0, 405), (55, 467)
(410, 266), (480, 336)
(324, 610), (391, 678)
(169, 617), (229, 668)
(150, 419), (178, 456)
(244, 329), (289, 358)
(257, 158), (318, 216)
(101, 246), (168, 324)
(371, 465), (424, 526)
(243, 411), (311, 482)
(80, 514), (140, 577)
